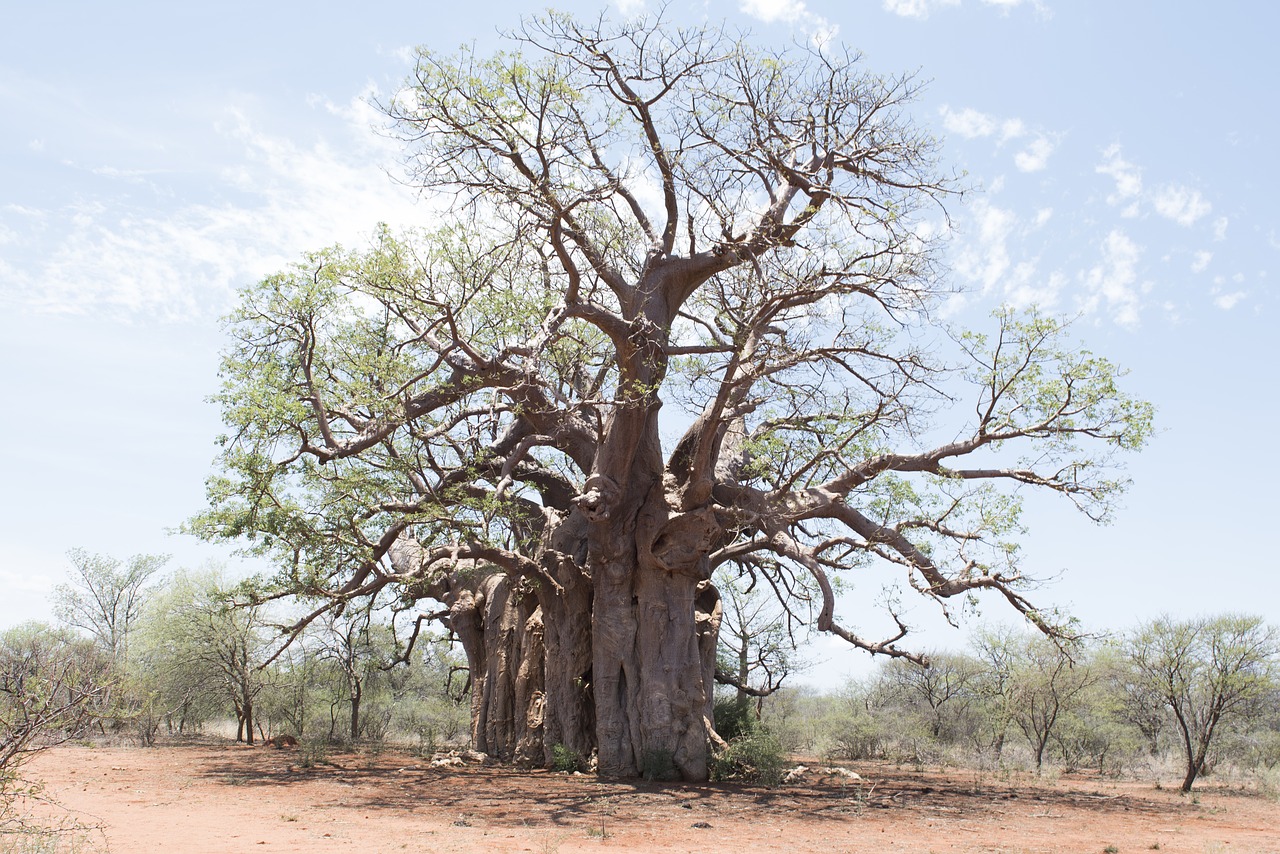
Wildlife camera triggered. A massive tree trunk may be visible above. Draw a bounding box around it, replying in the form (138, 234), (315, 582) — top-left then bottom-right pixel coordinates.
(397, 392), (725, 779)
(583, 400), (723, 779)
(393, 515), (601, 769)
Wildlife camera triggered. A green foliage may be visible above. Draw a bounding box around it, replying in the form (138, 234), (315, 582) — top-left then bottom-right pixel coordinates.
(712, 697), (757, 743)
(391, 640), (470, 754)
(1122, 614), (1280, 791)
(52, 549), (167, 662)
(183, 9), (1162, 784)
(550, 743), (582, 773)
(298, 739), (332, 769)
(1, 623), (112, 766)
(710, 729), (786, 787)
(1, 624), (113, 844)
(130, 568), (276, 744)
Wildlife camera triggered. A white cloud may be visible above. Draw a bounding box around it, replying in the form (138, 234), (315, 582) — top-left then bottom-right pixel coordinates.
(1151, 184), (1212, 227)
(980, 0), (1051, 14)
(939, 106), (1053, 174)
(1033, 208), (1053, 228)
(741, 0), (808, 22)
(940, 106), (997, 139)
(951, 200), (1061, 307)
(740, 0), (838, 45)
(1006, 268), (1064, 309)
(1096, 146), (1216, 230)
(1014, 135), (1055, 172)
(615, 0), (646, 15)
(1190, 251), (1212, 273)
(1096, 144), (1142, 208)
(2, 100), (425, 321)
(939, 106), (1026, 144)
(1210, 276), (1248, 310)
(885, 0), (1047, 18)
(954, 200), (1014, 292)
(883, 0), (959, 19)
(998, 118), (1026, 142)
(1081, 229), (1146, 327)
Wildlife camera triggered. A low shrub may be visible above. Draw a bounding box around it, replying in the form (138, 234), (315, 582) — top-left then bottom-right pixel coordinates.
(710, 729), (786, 787)
(550, 743), (582, 773)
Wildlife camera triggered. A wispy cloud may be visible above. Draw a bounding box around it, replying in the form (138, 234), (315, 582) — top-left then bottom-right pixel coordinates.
(1213, 290), (1246, 310)
(1096, 144), (1142, 215)
(884, 0), (1048, 19)
(740, 0), (838, 44)
(883, 0), (959, 19)
(1014, 135), (1056, 172)
(939, 106), (1056, 172)
(939, 106), (1024, 143)
(951, 199), (1062, 308)
(1, 97), (424, 321)
(1081, 229), (1146, 327)
(1190, 250), (1212, 273)
(980, 0), (1051, 15)
(1151, 184), (1212, 227)
(1096, 144), (1214, 229)
(741, 0), (806, 22)
(1211, 274), (1247, 310)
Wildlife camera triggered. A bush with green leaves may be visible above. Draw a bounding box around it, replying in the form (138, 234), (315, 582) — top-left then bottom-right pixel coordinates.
(550, 743), (582, 773)
(713, 696), (758, 742)
(710, 729), (786, 786)
(1, 623), (112, 839)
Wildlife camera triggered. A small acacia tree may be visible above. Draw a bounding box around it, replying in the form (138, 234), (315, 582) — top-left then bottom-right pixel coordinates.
(142, 570), (275, 744)
(193, 11), (1151, 779)
(53, 549), (167, 663)
(879, 651), (980, 748)
(1, 623), (111, 828)
(1123, 614), (1279, 792)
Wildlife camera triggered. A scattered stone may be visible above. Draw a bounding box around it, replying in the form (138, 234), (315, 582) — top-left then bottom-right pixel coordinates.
(691, 822), (712, 829)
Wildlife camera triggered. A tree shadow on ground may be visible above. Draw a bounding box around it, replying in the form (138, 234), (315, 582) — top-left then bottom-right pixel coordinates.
(192, 746), (1187, 831)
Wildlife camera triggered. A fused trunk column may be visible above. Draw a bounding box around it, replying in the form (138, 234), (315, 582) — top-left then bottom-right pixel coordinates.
(589, 471), (722, 780)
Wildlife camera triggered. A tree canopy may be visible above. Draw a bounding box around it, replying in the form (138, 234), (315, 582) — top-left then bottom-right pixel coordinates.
(192, 9), (1152, 780)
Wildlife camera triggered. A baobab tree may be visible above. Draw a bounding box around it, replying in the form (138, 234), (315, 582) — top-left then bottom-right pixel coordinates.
(193, 10), (1152, 780)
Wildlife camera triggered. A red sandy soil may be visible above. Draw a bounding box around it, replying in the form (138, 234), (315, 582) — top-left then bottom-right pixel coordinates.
(22, 741), (1280, 853)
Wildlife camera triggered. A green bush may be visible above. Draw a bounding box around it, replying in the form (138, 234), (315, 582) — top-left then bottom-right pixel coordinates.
(550, 743), (582, 773)
(713, 697), (758, 742)
(710, 729), (786, 787)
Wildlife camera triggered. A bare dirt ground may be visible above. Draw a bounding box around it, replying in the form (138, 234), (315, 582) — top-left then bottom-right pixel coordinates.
(21, 741), (1280, 854)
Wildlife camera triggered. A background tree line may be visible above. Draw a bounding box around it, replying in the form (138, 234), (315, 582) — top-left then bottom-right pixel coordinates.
(744, 616), (1279, 793)
(3, 548), (1276, 801)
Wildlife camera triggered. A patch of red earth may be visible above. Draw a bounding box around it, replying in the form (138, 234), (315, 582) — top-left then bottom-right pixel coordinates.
(25, 743), (1280, 853)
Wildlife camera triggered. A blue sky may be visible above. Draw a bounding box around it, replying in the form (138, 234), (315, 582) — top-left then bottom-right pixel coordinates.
(2, 1), (1276, 683)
